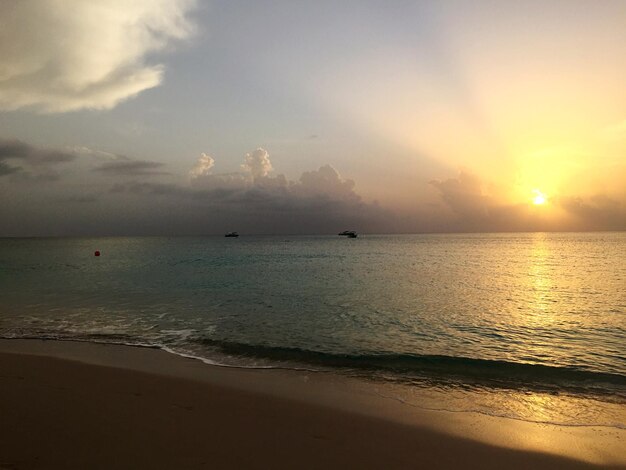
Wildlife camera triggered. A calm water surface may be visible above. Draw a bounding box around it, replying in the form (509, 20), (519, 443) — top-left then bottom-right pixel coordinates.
(1, 233), (624, 426)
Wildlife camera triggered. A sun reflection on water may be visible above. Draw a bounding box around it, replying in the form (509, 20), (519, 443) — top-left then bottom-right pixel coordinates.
(528, 233), (554, 318)
(516, 231), (563, 367)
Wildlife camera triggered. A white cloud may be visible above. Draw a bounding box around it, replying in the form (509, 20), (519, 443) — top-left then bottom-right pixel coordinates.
(0, 0), (196, 113)
(70, 146), (119, 160)
(241, 148), (273, 179)
(189, 153), (215, 178)
(189, 151), (250, 190)
(189, 149), (358, 204)
(191, 148), (276, 190)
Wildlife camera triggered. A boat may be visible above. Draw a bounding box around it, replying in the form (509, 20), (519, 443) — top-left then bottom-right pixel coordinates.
(338, 230), (357, 238)
(224, 231), (239, 238)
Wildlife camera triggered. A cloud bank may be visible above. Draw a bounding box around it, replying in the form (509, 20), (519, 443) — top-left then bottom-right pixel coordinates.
(94, 158), (168, 176)
(559, 195), (626, 231)
(430, 171), (493, 224)
(0, 0), (195, 113)
(430, 171), (626, 232)
(1, 138), (623, 236)
(121, 148), (391, 234)
(0, 142), (393, 235)
(0, 138), (76, 180)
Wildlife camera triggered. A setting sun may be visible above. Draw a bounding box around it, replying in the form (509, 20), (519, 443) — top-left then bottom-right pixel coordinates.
(532, 190), (547, 205)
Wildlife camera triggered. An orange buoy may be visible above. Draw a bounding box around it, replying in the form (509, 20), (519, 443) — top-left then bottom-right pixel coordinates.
(94, 250), (101, 257)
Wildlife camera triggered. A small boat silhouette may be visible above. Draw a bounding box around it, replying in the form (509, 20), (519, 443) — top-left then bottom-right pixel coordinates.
(224, 231), (239, 238)
(338, 230), (357, 238)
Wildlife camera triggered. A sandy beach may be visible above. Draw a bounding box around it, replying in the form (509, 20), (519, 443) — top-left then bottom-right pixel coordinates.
(0, 339), (624, 470)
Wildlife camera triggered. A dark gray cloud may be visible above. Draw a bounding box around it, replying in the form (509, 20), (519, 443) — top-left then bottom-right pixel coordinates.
(60, 195), (99, 204)
(0, 138), (76, 165)
(0, 138), (76, 179)
(0, 161), (21, 176)
(94, 158), (168, 176)
(110, 181), (189, 197)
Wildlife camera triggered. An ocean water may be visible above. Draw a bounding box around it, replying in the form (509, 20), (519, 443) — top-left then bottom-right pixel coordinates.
(1, 233), (625, 427)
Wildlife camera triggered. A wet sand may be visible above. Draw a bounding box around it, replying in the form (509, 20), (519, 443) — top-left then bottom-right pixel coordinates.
(0, 339), (624, 469)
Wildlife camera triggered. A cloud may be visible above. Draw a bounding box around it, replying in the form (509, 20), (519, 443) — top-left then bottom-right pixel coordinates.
(104, 148), (390, 234)
(0, 1), (196, 113)
(94, 158), (168, 176)
(190, 172), (250, 191)
(70, 146), (119, 161)
(189, 153), (215, 178)
(559, 195), (625, 230)
(241, 148), (273, 179)
(188, 150), (361, 205)
(0, 138), (76, 164)
(429, 170), (547, 231)
(430, 170), (626, 231)
(189, 150), (261, 190)
(297, 165), (360, 203)
(430, 171), (492, 220)
(0, 161), (20, 176)
(189, 149), (359, 202)
(110, 181), (188, 197)
(3, 139), (622, 235)
(0, 138), (76, 177)
(61, 195), (99, 204)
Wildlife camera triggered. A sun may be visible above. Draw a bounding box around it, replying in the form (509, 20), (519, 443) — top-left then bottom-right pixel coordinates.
(532, 189), (547, 205)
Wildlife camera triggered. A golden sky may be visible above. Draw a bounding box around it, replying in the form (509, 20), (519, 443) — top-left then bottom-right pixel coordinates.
(0, 1), (624, 234)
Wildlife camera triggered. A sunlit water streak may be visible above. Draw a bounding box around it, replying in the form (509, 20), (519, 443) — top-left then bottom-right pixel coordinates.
(1, 233), (624, 427)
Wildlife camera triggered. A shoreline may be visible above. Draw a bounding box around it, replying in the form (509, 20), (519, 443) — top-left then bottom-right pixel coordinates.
(1, 339), (625, 469)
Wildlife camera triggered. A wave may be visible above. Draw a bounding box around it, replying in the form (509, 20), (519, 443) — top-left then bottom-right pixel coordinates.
(197, 338), (626, 398)
(3, 328), (625, 400)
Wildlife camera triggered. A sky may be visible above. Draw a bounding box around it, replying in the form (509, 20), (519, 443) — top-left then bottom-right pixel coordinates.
(1, 0), (624, 235)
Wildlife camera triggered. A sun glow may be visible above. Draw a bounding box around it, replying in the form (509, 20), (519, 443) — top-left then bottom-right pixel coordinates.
(532, 189), (547, 205)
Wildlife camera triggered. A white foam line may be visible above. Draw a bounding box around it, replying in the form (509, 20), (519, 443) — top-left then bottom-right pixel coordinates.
(159, 345), (326, 373)
(0, 335), (325, 374)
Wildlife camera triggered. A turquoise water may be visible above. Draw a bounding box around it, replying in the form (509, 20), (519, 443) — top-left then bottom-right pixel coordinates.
(1, 233), (625, 426)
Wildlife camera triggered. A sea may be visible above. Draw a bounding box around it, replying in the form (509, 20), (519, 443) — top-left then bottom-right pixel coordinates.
(1, 233), (624, 428)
